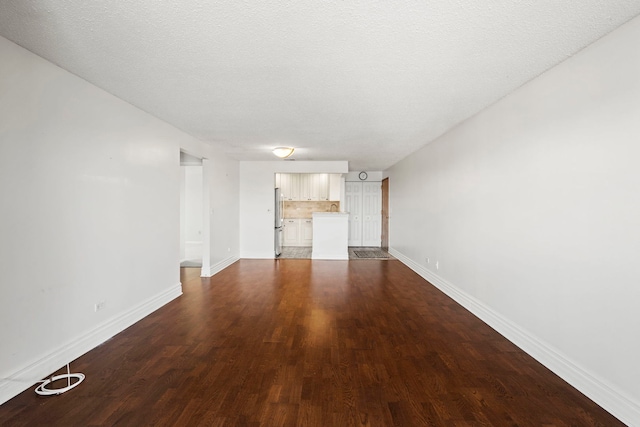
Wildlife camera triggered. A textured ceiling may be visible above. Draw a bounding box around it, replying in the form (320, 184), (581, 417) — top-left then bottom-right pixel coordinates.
(1, 1), (639, 170)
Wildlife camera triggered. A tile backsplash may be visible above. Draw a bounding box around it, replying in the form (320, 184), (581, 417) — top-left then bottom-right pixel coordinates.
(284, 201), (340, 219)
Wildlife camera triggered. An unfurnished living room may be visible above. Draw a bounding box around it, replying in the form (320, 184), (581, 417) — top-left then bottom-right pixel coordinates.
(1, 2), (640, 426)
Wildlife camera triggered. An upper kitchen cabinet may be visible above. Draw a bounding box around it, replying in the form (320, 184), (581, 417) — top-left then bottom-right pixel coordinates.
(313, 174), (329, 201)
(298, 174), (313, 201)
(278, 173), (333, 201)
(300, 174), (329, 201)
(279, 173), (300, 201)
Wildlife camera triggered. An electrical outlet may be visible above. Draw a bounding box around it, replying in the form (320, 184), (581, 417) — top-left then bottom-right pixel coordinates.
(94, 301), (106, 312)
(425, 257), (430, 264)
(435, 261), (439, 270)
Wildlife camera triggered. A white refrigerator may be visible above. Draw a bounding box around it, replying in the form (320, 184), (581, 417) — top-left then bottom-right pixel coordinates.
(274, 188), (284, 257)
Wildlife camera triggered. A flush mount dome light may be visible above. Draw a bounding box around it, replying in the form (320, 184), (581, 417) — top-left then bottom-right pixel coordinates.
(272, 147), (295, 158)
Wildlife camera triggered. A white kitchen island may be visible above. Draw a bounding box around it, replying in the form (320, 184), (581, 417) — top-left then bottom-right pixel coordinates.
(311, 212), (349, 260)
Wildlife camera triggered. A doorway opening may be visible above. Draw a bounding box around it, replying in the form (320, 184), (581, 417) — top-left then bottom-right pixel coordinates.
(180, 151), (206, 271)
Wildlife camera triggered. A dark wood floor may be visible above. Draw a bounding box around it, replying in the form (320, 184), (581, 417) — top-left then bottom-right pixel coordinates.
(0, 260), (624, 426)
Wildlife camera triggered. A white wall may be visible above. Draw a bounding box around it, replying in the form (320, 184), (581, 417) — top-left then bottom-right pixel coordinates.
(387, 16), (640, 425)
(0, 36), (239, 403)
(344, 171), (384, 182)
(207, 148), (240, 274)
(240, 161), (348, 258)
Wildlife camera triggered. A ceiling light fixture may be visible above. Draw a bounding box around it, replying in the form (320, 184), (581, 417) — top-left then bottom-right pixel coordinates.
(272, 147), (295, 158)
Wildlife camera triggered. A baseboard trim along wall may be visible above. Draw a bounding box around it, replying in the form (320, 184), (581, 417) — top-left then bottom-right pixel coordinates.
(206, 256), (239, 277)
(0, 283), (183, 406)
(388, 247), (640, 427)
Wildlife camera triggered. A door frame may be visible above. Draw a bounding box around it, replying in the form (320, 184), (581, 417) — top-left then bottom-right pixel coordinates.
(179, 151), (211, 277)
(381, 177), (389, 250)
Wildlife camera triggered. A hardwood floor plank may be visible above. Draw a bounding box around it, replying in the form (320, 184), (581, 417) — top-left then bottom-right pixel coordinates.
(0, 260), (625, 426)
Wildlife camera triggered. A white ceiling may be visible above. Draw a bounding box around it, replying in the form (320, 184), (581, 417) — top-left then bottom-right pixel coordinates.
(1, 1), (639, 171)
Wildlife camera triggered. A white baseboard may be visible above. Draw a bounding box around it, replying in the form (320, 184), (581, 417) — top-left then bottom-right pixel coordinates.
(388, 247), (640, 427)
(0, 283), (183, 406)
(205, 255), (239, 277)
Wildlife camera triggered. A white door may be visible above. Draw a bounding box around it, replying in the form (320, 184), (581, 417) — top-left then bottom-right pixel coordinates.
(345, 182), (363, 246)
(362, 182), (381, 247)
(345, 181), (381, 247)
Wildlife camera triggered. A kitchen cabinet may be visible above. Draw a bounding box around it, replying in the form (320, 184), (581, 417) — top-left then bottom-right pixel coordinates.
(279, 173), (330, 201)
(301, 219), (313, 246)
(280, 174), (300, 201)
(312, 174), (329, 201)
(283, 219), (300, 245)
(299, 174), (327, 201)
(282, 218), (313, 247)
(299, 174), (313, 201)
